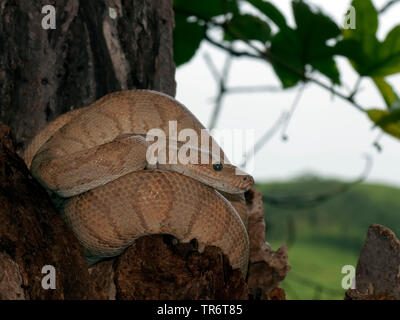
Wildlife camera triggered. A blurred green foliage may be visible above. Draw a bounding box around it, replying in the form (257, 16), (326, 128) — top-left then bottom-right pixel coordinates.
(173, 0), (400, 140)
(257, 177), (400, 299)
(173, 0), (400, 299)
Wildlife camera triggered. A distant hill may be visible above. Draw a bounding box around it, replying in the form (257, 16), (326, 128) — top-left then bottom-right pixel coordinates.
(257, 176), (400, 252)
(255, 176), (400, 299)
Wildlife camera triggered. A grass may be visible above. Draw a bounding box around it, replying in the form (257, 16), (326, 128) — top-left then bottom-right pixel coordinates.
(270, 241), (359, 300)
(256, 176), (400, 300)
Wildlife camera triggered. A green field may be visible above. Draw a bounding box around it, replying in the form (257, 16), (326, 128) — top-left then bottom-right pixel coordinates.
(256, 176), (400, 300)
(269, 241), (358, 299)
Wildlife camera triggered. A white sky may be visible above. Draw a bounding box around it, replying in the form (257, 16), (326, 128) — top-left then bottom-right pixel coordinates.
(176, 0), (400, 186)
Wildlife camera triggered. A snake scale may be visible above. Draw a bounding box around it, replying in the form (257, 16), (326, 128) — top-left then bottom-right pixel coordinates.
(23, 90), (253, 275)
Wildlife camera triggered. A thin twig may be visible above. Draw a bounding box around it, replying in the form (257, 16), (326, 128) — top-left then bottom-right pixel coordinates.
(204, 49), (283, 129)
(262, 154), (373, 209)
(204, 32), (366, 113)
(178, 6), (367, 114)
(263, 48), (366, 113)
(348, 76), (363, 100)
(204, 33), (260, 59)
(203, 53), (221, 83)
(222, 52), (232, 80)
(204, 53), (232, 129)
(373, 131), (384, 153)
(226, 85), (281, 94)
(379, 0), (400, 13)
(240, 111), (288, 167)
(281, 83), (306, 141)
(208, 91), (225, 129)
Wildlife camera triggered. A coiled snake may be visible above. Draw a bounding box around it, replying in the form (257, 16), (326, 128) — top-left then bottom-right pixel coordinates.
(24, 90), (253, 275)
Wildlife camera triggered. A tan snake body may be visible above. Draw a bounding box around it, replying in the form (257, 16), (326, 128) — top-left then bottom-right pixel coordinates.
(24, 90), (253, 275)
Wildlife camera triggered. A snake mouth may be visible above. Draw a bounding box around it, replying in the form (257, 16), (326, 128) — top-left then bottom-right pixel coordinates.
(240, 175), (254, 191)
(211, 175), (254, 194)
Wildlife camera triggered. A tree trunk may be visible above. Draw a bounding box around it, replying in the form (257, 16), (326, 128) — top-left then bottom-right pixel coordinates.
(0, 0), (176, 153)
(0, 0), (288, 299)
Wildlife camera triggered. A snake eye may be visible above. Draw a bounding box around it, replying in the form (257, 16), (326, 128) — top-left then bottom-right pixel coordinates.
(213, 163), (223, 171)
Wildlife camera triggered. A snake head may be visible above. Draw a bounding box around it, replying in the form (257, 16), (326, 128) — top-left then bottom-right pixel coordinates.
(178, 162), (254, 194)
(149, 140), (254, 194)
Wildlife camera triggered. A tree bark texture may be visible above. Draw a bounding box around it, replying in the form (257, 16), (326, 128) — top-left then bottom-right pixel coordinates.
(0, 124), (99, 299)
(345, 224), (400, 300)
(0, 0), (176, 152)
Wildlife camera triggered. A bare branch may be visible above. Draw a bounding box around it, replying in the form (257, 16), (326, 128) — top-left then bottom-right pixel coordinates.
(204, 33), (260, 59)
(203, 53), (221, 83)
(204, 50), (283, 129)
(379, 0), (400, 13)
(179, 6), (368, 115)
(205, 26), (367, 114)
(240, 111), (288, 167)
(262, 155), (373, 209)
(226, 85), (281, 94)
(281, 84), (306, 141)
(208, 91), (225, 129)
(373, 131), (385, 153)
(239, 84), (305, 168)
(204, 53), (232, 129)
(222, 53), (232, 80)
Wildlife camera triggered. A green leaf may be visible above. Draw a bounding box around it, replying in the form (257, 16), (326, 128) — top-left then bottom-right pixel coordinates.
(270, 28), (304, 88)
(270, 1), (342, 88)
(173, 13), (205, 67)
(343, 0), (378, 58)
(334, 38), (372, 71)
(247, 0), (288, 29)
(293, 0), (341, 45)
(311, 57), (340, 84)
(367, 109), (400, 139)
(224, 14), (271, 43)
(338, 0), (400, 77)
(339, 25), (400, 77)
(173, 0), (238, 19)
(372, 77), (400, 109)
(371, 25), (400, 76)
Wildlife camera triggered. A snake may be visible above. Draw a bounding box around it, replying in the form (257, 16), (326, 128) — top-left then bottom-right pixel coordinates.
(23, 90), (253, 275)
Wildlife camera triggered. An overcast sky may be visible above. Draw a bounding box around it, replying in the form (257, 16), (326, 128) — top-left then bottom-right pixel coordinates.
(176, 0), (400, 187)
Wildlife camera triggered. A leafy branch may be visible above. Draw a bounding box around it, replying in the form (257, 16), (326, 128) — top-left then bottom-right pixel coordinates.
(204, 30), (366, 113)
(174, 0), (400, 141)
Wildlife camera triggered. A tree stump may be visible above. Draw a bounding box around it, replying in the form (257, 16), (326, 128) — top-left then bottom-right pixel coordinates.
(345, 224), (400, 300)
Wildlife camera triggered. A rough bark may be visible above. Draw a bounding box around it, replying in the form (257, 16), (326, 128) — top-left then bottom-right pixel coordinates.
(0, 124), (98, 299)
(0, 0), (176, 153)
(245, 186), (290, 299)
(345, 224), (400, 300)
(90, 235), (248, 300)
